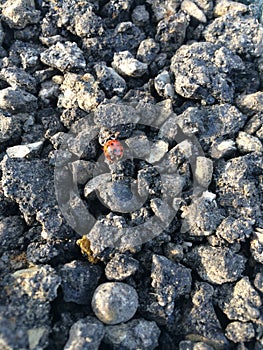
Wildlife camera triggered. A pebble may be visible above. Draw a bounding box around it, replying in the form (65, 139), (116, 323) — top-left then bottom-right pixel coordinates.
(235, 91), (263, 116)
(146, 140), (168, 164)
(0, 216), (25, 255)
(185, 245), (246, 284)
(0, 67), (37, 93)
(183, 282), (229, 349)
(181, 191), (223, 236)
(91, 282), (139, 324)
(151, 254), (192, 313)
(225, 321), (255, 343)
(210, 139), (236, 159)
(216, 216), (254, 244)
(214, 0), (248, 17)
(154, 70), (174, 98)
(40, 41), (86, 72)
(171, 42), (244, 103)
(131, 5), (150, 26)
(236, 131), (263, 153)
(6, 140), (43, 158)
(0, 87), (37, 113)
(64, 316), (105, 350)
(203, 12), (263, 58)
(105, 253), (139, 281)
(216, 276), (262, 322)
(94, 63), (126, 97)
(194, 156), (213, 188)
(181, 0), (207, 23)
(150, 198), (175, 223)
(112, 51), (148, 77)
(59, 260), (102, 305)
(58, 72), (105, 111)
(2, 0), (41, 29)
(103, 318), (161, 350)
(137, 38), (160, 64)
(250, 228), (263, 264)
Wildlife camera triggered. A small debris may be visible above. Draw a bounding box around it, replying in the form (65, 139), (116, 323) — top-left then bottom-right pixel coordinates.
(112, 51), (148, 77)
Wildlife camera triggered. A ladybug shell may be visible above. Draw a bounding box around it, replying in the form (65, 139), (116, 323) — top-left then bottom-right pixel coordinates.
(103, 139), (124, 162)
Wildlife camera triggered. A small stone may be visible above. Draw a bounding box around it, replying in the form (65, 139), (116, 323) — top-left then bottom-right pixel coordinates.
(254, 272), (263, 293)
(214, 0), (248, 17)
(150, 198), (175, 223)
(125, 134), (150, 158)
(137, 38), (160, 64)
(163, 243), (184, 262)
(112, 51), (148, 77)
(179, 340), (215, 350)
(2, 0), (40, 29)
(146, 140), (168, 164)
(185, 245), (246, 284)
(236, 131), (263, 153)
(6, 140), (43, 158)
(225, 321), (255, 343)
(0, 67), (37, 93)
(216, 216), (253, 244)
(58, 72), (104, 111)
(94, 63), (126, 97)
(0, 87), (37, 113)
(151, 254), (192, 311)
(236, 92), (263, 117)
(181, 0), (207, 23)
(40, 42), (86, 72)
(103, 318), (161, 350)
(91, 282), (138, 324)
(131, 5), (150, 26)
(64, 316), (105, 350)
(194, 156), (213, 188)
(210, 139), (236, 159)
(154, 70), (174, 98)
(105, 253), (139, 281)
(216, 277), (262, 322)
(250, 228), (263, 264)
(59, 260), (102, 305)
(69, 160), (95, 185)
(181, 192), (223, 236)
(0, 216), (25, 255)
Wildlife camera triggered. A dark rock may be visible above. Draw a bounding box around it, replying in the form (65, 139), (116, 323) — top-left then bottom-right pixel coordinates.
(216, 276), (262, 322)
(185, 245), (246, 284)
(0, 216), (25, 255)
(59, 260), (102, 304)
(103, 318), (161, 350)
(0, 87), (37, 113)
(170, 42), (244, 103)
(64, 316), (105, 350)
(105, 253), (139, 281)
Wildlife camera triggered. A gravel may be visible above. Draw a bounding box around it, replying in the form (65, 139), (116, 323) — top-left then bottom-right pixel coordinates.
(0, 0), (262, 349)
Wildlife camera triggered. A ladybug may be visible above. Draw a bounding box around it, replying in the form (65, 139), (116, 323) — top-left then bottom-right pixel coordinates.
(103, 139), (124, 162)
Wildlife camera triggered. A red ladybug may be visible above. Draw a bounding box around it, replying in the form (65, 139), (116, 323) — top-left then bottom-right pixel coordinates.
(103, 139), (124, 162)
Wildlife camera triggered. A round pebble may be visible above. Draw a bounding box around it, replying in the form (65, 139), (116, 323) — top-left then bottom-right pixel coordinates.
(91, 282), (138, 325)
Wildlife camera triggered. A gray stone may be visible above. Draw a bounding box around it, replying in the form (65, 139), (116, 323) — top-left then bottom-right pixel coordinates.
(0, 67), (37, 93)
(0, 87), (37, 113)
(154, 70), (174, 98)
(203, 13), (263, 57)
(155, 11), (189, 52)
(59, 260), (102, 304)
(170, 42), (244, 103)
(225, 321), (255, 343)
(146, 0), (181, 22)
(112, 51), (148, 77)
(146, 140), (168, 164)
(103, 318), (161, 350)
(6, 140), (43, 158)
(58, 72), (105, 111)
(91, 282), (138, 324)
(94, 63), (126, 97)
(181, 192), (223, 236)
(151, 254), (192, 313)
(236, 131), (263, 153)
(216, 277), (262, 322)
(194, 156), (213, 188)
(132, 5), (150, 26)
(64, 316), (105, 350)
(2, 0), (40, 29)
(105, 253), (139, 281)
(0, 216), (25, 255)
(183, 282), (229, 349)
(250, 228), (263, 264)
(185, 245), (246, 284)
(40, 41), (86, 72)
(181, 0), (207, 23)
(214, 0), (248, 17)
(137, 38), (160, 64)
(216, 216), (254, 244)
